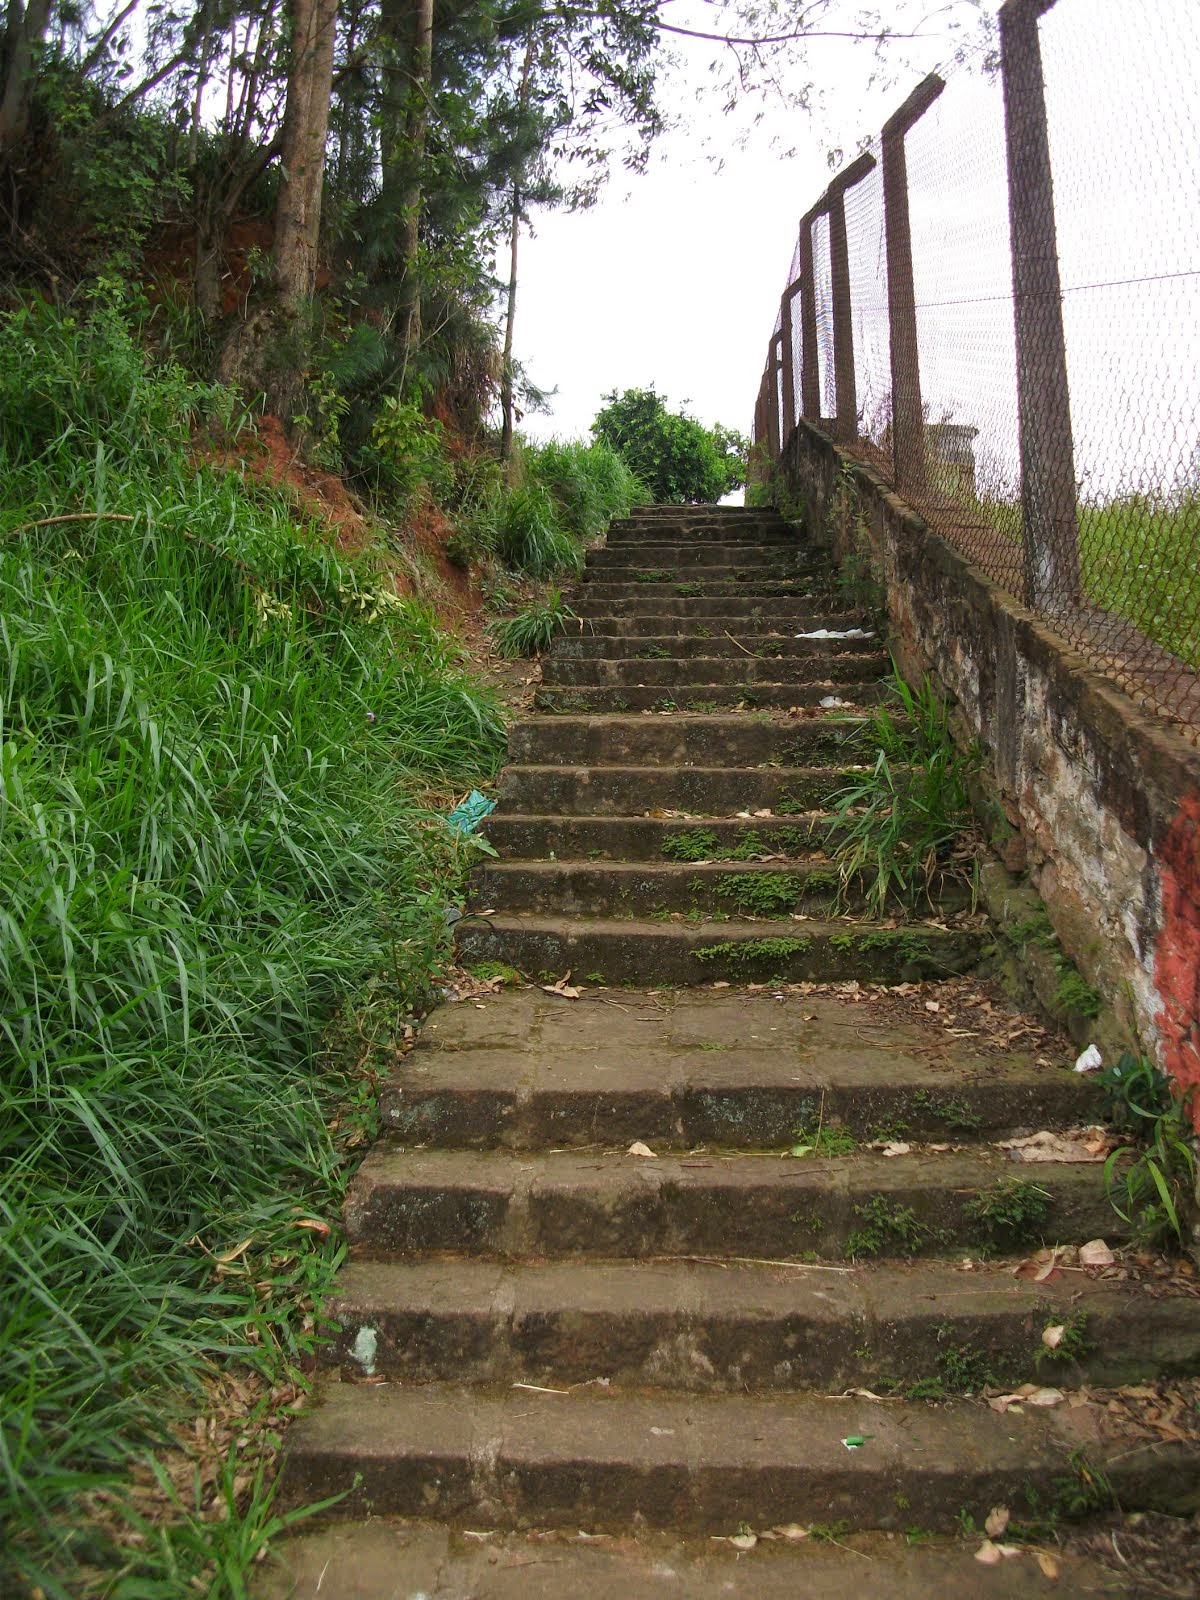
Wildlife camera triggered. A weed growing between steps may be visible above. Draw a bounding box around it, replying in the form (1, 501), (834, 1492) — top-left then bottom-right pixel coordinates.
(828, 670), (980, 915)
(489, 586), (577, 658)
(0, 296), (506, 1598)
(1098, 1052), (1196, 1247)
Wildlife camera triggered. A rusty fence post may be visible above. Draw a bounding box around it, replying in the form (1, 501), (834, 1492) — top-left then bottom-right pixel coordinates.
(798, 208), (822, 421)
(825, 152), (877, 444)
(882, 73), (944, 494)
(779, 279), (802, 444)
(1000, 0), (1080, 610)
(765, 337), (782, 462)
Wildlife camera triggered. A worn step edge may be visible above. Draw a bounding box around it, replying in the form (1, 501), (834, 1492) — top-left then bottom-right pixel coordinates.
(321, 1258), (1200, 1391)
(495, 764), (874, 815)
(454, 913), (987, 985)
(343, 1146), (1122, 1262)
(279, 1383), (1198, 1530)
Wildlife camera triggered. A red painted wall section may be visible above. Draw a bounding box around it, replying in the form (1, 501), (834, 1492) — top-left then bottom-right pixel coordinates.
(1154, 789), (1200, 1127)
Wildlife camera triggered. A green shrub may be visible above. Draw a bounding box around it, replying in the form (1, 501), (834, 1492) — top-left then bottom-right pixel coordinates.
(523, 437), (645, 537)
(364, 395), (453, 507)
(494, 481), (583, 578)
(591, 386), (748, 504)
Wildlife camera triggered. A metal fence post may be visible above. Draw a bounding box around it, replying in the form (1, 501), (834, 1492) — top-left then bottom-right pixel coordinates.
(1000, 0), (1080, 609)
(826, 152), (877, 444)
(798, 209), (822, 421)
(882, 74), (944, 494)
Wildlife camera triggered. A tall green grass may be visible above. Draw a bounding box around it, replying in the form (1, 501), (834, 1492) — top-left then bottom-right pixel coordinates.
(0, 288), (506, 1596)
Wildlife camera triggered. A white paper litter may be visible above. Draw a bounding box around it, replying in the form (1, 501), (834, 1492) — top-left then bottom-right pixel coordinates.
(819, 695), (850, 708)
(1073, 1044), (1103, 1073)
(795, 628), (875, 640)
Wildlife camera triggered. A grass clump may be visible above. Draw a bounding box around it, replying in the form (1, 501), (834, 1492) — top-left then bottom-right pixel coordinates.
(964, 1179), (1051, 1250)
(828, 669), (979, 915)
(0, 289), (506, 1596)
(845, 1195), (938, 1259)
(715, 872), (802, 915)
(1098, 1050), (1196, 1248)
(489, 586), (577, 657)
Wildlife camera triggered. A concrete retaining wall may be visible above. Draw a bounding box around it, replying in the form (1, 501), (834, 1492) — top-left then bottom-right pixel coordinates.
(777, 419), (1200, 1112)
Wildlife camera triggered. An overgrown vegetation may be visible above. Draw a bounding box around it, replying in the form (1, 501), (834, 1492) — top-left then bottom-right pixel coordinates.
(0, 290), (507, 1597)
(964, 1179), (1051, 1251)
(827, 668), (979, 915)
(1098, 1050), (1196, 1247)
(489, 585), (578, 657)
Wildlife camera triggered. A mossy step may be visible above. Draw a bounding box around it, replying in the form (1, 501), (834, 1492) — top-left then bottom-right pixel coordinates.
(505, 713), (873, 767)
(382, 987), (1092, 1149)
(454, 913), (986, 985)
(467, 859), (967, 919)
(575, 605), (863, 631)
(539, 652), (889, 688)
(496, 763), (879, 816)
(576, 577), (831, 600)
(553, 634), (880, 662)
(322, 1257), (1200, 1392)
(587, 544), (808, 569)
(344, 1146), (1120, 1263)
(482, 811), (841, 859)
(532, 684), (888, 713)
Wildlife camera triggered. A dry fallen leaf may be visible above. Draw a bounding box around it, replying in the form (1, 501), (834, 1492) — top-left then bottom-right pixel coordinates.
(924, 1000), (941, 1012)
(627, 1141), (658, 1158)
(1079, 1238), (1115, 1267)
(985, 1505), (1010, 1538)
(292, 1218), (330, 1236)
(880, 1141), (911, 1158)
(774, 1523), (809, 1542)
(975, 1541), (1002, 1565)
(729, 1533), (757, 1551)
(1036, 1552), (1061, 1578)
(541, 971), (581, 999)
(1042, 1324), (1065, 1350)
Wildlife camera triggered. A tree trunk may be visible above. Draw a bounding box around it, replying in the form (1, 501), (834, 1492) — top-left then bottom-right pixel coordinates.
(499, 31), (535, 464)
(273, 0), (338, 315)
(0, 0), (52, 155)
(217, 0), (337, 419)
(499, 182), (520, 463)
(393, 0), (432, 376)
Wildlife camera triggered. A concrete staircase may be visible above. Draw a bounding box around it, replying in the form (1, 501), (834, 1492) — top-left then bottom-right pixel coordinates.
(265, 507), (1200, 1596)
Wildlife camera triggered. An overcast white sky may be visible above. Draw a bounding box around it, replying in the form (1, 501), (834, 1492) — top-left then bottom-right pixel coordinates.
(507, 2), (988, 444)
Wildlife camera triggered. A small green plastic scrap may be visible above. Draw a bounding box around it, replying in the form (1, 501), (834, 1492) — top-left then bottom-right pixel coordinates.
(841, 1435), (872, 1450)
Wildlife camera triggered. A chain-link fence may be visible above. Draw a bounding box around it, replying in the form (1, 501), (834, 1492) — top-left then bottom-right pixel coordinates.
(754, 0), (1200, 737)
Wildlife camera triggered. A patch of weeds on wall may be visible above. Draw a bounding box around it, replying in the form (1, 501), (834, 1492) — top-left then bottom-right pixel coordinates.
(1006, 906), (1103, 1022)
(830, 465), (886, 616)
(845, 1195), (943, 1259)
(1098, 1050), (1196, 1248)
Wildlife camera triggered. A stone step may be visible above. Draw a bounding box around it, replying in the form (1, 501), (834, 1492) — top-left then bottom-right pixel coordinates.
(533, 684), (886, 713)
(322, 1257), (1200, 1392)
(586, 544), (807, 571)
(482, 810), (841, 859)
(455, 913), (986, 985)
(539, 652), (889, 688)
(575, 605), (862, 631)
(576, 577), (832, 600)
(604, 523), (800, 544)
(258, 1521), (1148, 1599)
(505, 712), (872, 767)
(554, 633), (880, 662)
(382, 988), (1093, 1148)
(279, 1384), (1197, 1532)
(467, 859), (969, 919)
(344, 1146), (1115, 1261)
(495, 763), (870, 816)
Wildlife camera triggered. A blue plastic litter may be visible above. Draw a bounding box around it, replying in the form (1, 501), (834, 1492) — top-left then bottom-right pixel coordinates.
(446, 790), (496, 836)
